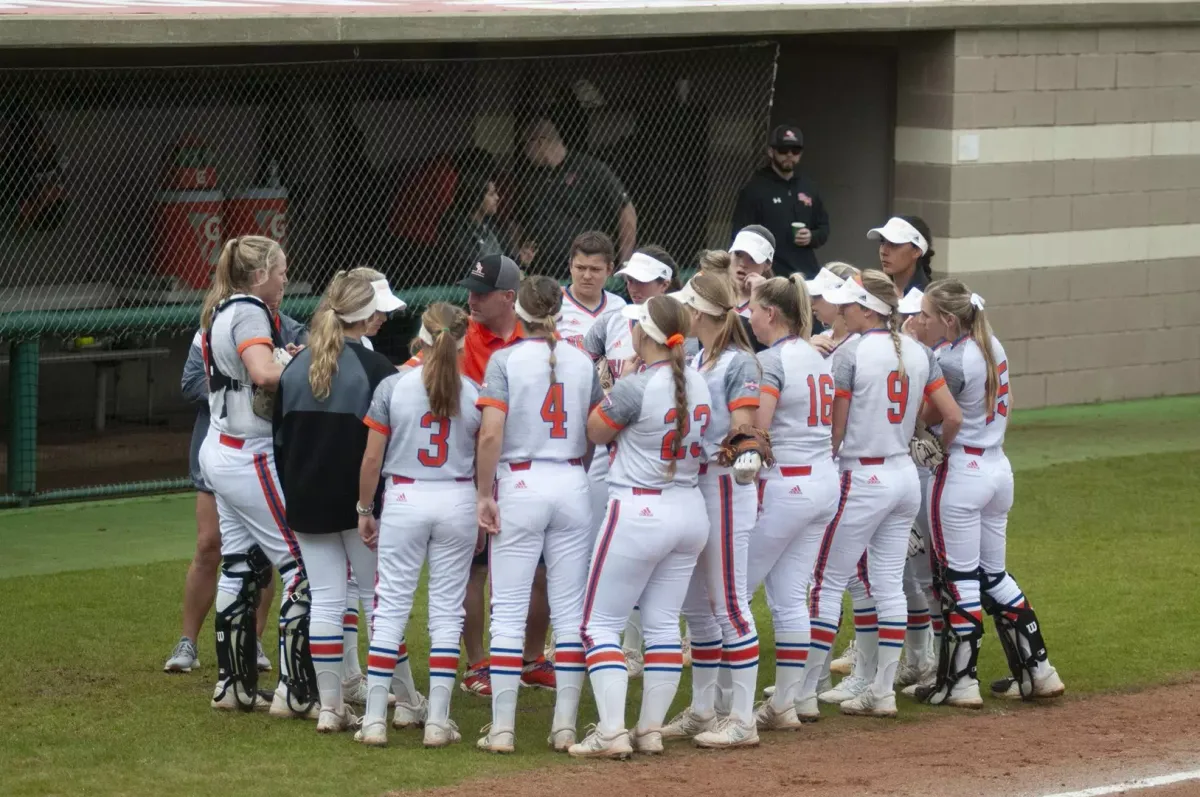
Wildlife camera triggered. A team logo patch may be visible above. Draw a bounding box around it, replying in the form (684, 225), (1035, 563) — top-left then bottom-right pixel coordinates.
(797, 192), (813, 206)
(471, 261), (486, 278)
(639, 506), (654, 518)
(867, 475), (881, 485)
(743, 380), (759, 392)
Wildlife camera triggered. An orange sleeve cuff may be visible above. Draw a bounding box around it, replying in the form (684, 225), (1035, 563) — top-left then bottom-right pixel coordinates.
(760, 385), (780, 399)
(237, 337), (273, 355)
(589, 401), (602, 414)
(834, 388), (852, 400)
(596, 407), (624, 431)
(476, 397), (509, 414)
(924, 377), (946, 397)
(728, 397), (760, 411)
(362, 417), (389, 436)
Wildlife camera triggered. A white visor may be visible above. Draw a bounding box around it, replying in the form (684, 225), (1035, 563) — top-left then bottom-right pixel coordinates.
(668, 279), (727, 317)
(617, 252), (673, 284)
(823, 278), (894, 316)
(805, 267), (846, 298)
(730, 229), (774, 265)
(372, 279), (406, 313)
(338, 295), (378, 324)
(897, 287), (924, 315)
(515, 300), (563, 326)
(621, 302), (668, 345)
(867, 217), (928, 255)
(418, 324), (466, 350)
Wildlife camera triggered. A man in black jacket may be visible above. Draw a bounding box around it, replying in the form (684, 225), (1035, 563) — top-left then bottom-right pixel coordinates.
(731, 125), (830, 279)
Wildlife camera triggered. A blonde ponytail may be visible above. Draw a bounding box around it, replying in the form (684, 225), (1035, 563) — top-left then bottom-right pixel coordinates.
(201, 236), (282, 329)
(307, 270), (375, 401)
(926, 279), (1000, 412)
(420, 302), (470, 418)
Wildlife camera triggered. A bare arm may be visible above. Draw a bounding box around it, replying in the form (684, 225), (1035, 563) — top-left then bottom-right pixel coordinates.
(240, 344), (283, 389)
(831, 395), (850, 458)
(925, 386), (962, 450)
(617, 203), (638, 264)
(356, 430), (387, 550)
(730, 406), (756, 429)
(754, 391), (778, 431)
(588, 406), (622, 447)
(475, 407), (506, 535)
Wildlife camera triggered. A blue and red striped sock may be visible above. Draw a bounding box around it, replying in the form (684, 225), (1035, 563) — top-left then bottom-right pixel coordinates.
(722, 634), (760, 723)
(585, 641), (628, 734)
(688, 638), (722, 714)
(638, 643), (684, 730)
(772, 631), (808, 710)
(366, 643), (397, 725)
(488, 635), (523, 732)
(427, 642), (459, 726)
(309, 621), (344, 710)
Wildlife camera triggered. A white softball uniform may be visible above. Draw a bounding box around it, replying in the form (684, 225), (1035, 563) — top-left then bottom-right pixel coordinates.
(583, 362), (711, 735)
(802, 329), (945, 703)
(678, 347), (762, 723)
(363, 367), (481, 723)
(476, 338), (602, 737)
(558, 287), (625, 351)
(745, 335), (840, 709)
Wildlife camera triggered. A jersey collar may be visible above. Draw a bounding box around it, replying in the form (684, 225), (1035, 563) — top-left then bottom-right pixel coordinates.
(563, 286), (608, 317)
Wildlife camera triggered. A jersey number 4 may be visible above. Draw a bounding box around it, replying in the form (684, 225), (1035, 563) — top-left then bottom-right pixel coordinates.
(418, 412), (450, 467)
(540, 382), (568, 439)
(887, 371), (910, 424)
(986, 361), (1010, 424)
(806, 374), (834, 427)
(661, 405), (711, 461)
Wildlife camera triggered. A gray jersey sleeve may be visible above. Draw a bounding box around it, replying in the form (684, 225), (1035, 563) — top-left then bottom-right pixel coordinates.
(229, 303), (274, 353)
(757, 347), (785, 396)
(365, 372), (400, 431)
(723, 350), (762, 409)
(599, 371), (647, 428)
(929, 344), (953, 394)
(277, 312), (308, 347)
(832, 338), (861, 395)
(582, 312), (611, 359)
(478, 347), (513, 409)
(181, 332), (208, 403)
(590, 366), (605, 409)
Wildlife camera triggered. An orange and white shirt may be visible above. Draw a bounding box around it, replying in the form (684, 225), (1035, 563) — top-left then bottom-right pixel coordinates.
(558, 287), (626, 351)
(691, 347), (760, 464)
(935, 334), (1011, 449)
(757, 335), (835, 468)
(583, 307), (638, 383)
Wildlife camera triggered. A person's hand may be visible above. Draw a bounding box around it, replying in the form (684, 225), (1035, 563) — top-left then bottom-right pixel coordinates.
(518, 241), (538, 267)
(902, 316), (919, 338)
(794, 227), (813, 247)
(285, 343), (304, 357)
(358, 514), (379, 551)
(477, 495), (501, 536)
(811, 335), (836, 356)
(744, 272), (767, 291)
(621, 355), (644, 377)
(475, 526), (488, 554)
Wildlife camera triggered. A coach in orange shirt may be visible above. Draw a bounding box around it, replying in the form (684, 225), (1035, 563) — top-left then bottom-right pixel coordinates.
(452, 254), (557, 696)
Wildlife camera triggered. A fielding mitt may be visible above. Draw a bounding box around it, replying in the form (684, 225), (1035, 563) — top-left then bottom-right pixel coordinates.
(909, 422), (945, 468)
(595, 357), (614, 393)
(250, 347), (294, 421)
(717, 424), (776, 485)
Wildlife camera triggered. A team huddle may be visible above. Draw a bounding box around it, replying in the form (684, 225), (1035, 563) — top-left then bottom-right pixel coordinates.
(187, 216), (1064, 760)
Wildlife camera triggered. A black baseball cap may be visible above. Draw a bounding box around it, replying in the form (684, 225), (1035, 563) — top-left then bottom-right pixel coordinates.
(457, 254), (522, 293)
(769, 125), (804, 149)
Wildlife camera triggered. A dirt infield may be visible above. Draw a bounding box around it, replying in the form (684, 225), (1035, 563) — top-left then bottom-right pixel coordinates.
(412, 678), (1200, 797)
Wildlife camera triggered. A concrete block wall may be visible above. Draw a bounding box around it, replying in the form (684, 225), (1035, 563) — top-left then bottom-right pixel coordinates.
(893, 27), (1200, 408)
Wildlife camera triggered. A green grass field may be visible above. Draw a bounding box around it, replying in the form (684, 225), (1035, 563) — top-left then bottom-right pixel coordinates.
(1, 396), (1198, 797)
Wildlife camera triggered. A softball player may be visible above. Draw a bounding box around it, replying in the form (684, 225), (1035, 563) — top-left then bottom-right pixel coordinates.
(197, 236), (313, 717)
(356, 302), (481, 748)
(916, 280), (1065, 705)
(658, 273), (762, 749)
(558, 230), (626, 352)
(729, 225), (775, 317)
(742, 275), (840, 729)
(474, 276), (604, 754)
(797, 270), (962, 719)
(571, 296), (711, 759)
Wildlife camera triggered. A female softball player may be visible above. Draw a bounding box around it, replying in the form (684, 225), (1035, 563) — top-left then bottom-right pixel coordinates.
(729, 225), (775, 317)
(657, 273), (762, 749)
(356, 302), (481, 748)
(197, 235), (314, 717)
(572, 296), (711, 759)
(474, 276), (604, 754)
(797, 270), (962, 719)
(916, 280), (1065, 706)
(558, 231), (626, 352)
(273, 270), (404, 733)
(743, 275), (840, 729)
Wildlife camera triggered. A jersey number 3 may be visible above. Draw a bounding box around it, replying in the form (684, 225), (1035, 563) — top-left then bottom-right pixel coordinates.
(540, 382), (568, 439)
(661, 405), (711, 461)
(886, 371), (909, 424)
(418, 412), (450, 467)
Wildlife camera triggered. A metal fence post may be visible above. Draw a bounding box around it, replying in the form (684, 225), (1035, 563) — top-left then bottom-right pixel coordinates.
(7, 340), (39, 504)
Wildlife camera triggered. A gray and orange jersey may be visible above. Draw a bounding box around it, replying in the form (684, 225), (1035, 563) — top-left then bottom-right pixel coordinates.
(934, 334), (1011, 449)
(757, 336), (835, 466)
(690, 347), (761, 463)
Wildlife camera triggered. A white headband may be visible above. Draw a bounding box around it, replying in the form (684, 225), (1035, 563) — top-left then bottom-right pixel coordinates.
(338, 295), (378, 324)
(515, 300), (563, 326)
(419, 325), (466, 350)
(638, 315), (669, 345)
(670, 281), (728, 317)
(969, 293), (986, 311)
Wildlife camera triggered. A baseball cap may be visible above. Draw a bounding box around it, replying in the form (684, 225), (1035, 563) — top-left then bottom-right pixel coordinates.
(868, 217), (929, 255)
(371, 279), (406, 313)
(897, 287), (924, 315)
(805, 267), (846, 298)
(617, 252), (674, 284)
(823, 275), (894, 316)
(457, 254), (522, 293)
(769, 125), (804, 149)
(730, 228), (774, 265)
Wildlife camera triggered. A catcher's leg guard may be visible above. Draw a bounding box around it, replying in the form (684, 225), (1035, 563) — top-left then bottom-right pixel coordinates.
(981, 571), (1048, 701)
(278, 561), (319, 714)
(214, 545), (272, 710)
(919, 568), (983, 705)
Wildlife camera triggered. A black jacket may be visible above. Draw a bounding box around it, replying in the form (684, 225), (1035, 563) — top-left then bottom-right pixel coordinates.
(731, 166), (830, 279)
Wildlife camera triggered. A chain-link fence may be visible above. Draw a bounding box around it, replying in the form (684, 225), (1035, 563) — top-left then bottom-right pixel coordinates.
(0, 42), (778, 504)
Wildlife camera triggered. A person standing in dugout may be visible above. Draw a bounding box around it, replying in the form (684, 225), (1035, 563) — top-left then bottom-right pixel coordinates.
(731, 125), (830, 280)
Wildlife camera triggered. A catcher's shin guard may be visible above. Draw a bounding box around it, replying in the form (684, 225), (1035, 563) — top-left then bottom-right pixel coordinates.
(214, 545), (273, 710)
(920, 568), (983, 705)
(980, 571), (1048, 701)
(278, 561), (319, 714)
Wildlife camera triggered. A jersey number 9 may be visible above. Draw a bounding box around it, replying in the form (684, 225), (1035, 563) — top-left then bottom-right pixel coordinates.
(661, 405), (711, 461)
(418, 412), (450, 467)
(886, 371), (909, 425)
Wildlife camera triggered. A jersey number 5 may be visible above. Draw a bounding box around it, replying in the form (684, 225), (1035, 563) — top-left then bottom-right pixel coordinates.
(661, 405), (711, 461)
(806, 374), (834, 427)
(540, 382), (568, 439)
(886, 371), (909, 424)
(418, 412), (449, 467)
(986, 361), (1010, 424)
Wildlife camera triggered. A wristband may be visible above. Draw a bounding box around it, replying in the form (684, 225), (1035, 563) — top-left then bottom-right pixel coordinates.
(355, 501), (374, 516)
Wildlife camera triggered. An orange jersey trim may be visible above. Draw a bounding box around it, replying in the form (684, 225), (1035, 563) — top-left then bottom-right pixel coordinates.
(596, 407), (624, 431)
(362, 417), (390, 436)
(728, 396), (760, 411)
(834, 388), (852, 400)
(476, 397), (509, 414)
(924, 377), (947, 397)
(237, 336), (273, 355)
(760, 384), (780, 399)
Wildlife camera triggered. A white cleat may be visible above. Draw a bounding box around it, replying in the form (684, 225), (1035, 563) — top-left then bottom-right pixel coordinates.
(392, 693), (428, 729)
(914, 678), (984, 709)
(342, 674), (369, 705)
(840, 689), (898, 718)
(992, 666), (1066, 700)
(210, 679), (269, 711)
(256, 639), (271, 672)
(567, 725), (633, 759)
(754, 700), (804, 731)
(317, 705), (359, 733)
(354, 719), (388, 747)
(624, 648), (644, 679)
(476, 723), (516, 754)
(795, 695), (821, 723)
(894, 656), (937, 689)
(632, 727), (664, 755)
(817, 672), (833, 695)
(829, 640), (856, 676)
(164, 637), (200, 673)
(548, 727), (576, 752)
(819, 674), (868, 705)
(423, 719), (461, 748)
(694, 716), (760, 749)
(762, 684), (776, 700)
(269, 684), (319, 719)
(659, 706), (716, 740)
